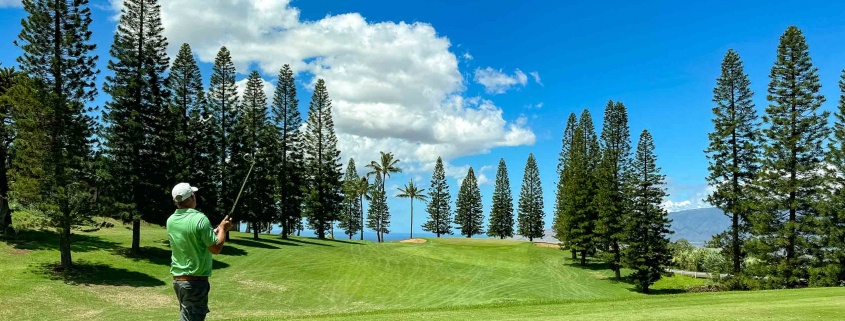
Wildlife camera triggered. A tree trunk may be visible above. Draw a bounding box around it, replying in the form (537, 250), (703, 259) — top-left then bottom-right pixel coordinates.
(60, 223), (72, 269)
(0, 144), (10, 236)
(580, 250), (587, 266)
(571, 249), (577, 259)
(410, 199), (413, 239)
(359, 196), (364, 241)
(732, 211), (740, 274)
(613, 240), (621, 278)
(132, 218), (141, 254)
(253, 222), (259, 239)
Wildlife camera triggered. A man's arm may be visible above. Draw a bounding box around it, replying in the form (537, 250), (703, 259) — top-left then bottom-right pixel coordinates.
(208, 226), (227, 254)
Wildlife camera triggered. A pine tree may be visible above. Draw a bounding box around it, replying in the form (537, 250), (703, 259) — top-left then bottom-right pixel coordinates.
(518, 153), (545, 241)
(595, 101), (632, 277)
(488, 158), (514, 239)
(705, 50), (760, 275)
(752, 26), (829, 288)
(207, 46), (239, 235)
(271, 64), (304, 239)
(166, 43), (204, 183)
(339, 158), (363, 239)
(566, 110), (601, 265)
(365, 151), (401, 242)
(624, 130), (673, 293)
(15, 0), (99, 268)
(820, 69), (845, 285)
(102, 0), (171, 253)
(0, 66), (18, 235)
(302, 79), (342, 239)
(353, 176), (370, 240)
(554, 113), (578, 258)
(455, 167), (484, 237)
(423, 157), (452, 237)
(366, 175), (390, 239)
(397, 180), (427, 239)
(234, 71), (274, 239)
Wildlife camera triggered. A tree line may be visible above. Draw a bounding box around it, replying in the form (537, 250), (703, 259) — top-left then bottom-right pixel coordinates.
(704, 25), (845, 289)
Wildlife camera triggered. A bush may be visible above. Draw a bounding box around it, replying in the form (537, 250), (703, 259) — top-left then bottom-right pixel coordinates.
(809, 264), (843, 288)
(11, 208), (51, 231)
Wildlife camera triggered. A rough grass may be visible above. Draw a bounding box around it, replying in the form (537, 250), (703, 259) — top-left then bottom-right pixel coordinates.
(1, 223), (842, 321)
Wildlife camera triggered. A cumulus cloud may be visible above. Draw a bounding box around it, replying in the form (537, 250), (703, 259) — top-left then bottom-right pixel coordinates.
(115, 0), (535, 170)
(463, 52), (474, 61)
(0, 0), (22, 8)
(473, 67), (528, 94)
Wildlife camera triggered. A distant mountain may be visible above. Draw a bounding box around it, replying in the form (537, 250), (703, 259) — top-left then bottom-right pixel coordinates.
(668, 207), (729, 245)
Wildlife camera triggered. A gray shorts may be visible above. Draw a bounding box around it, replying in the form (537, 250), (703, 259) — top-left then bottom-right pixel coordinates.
(173, 280), (210, 321)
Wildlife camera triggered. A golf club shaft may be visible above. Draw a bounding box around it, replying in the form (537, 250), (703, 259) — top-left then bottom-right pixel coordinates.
(228, 158), (255, 219)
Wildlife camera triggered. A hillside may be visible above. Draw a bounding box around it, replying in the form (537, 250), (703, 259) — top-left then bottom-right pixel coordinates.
(1, 223), (842, 321)
(667, 207), (730, 245)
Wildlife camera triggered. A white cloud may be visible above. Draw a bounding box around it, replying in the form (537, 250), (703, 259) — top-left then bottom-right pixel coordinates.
(120, 0), (534, 171)
(661, 200), (694, 212)
(529, 71), (542, 86)
(0, 0), (22, 8)
(473, 67), (528, 94)
(463, 52), (473, 60)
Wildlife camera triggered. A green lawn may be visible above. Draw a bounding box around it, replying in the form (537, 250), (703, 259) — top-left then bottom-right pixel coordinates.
(1, 223), (842, 321)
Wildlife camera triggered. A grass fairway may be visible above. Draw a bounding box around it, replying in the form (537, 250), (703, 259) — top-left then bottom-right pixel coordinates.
(1, 223), (843, 320)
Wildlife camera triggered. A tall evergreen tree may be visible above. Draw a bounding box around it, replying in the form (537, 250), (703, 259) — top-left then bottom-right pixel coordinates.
(234, 70), (275, 239)
(353, 176), (370, 240)
(271, 64), (304, 239)
(102, 0), (171, 253)
(752, 26), (829, 288)
(302, 79), (342, 239)
(820, 69), (845, 285)
(339, 158), (363, 239)
(397, 180), (427, 239)
(554, 113), (579, 258)
(207, 46), (239, 236)
(166, 43), (204, 183)
(366, 151), (401, 242)
(15, 0), (99, 268)
(488, 158), (514, 239)
(423, 157), (452, 237)
(455, 168), (484, 237)
(518, 153), (544, 241)
(705, 50), (760, 275)
(595, 101), (632, 276)
(566, 110), (601, 265)
(0, 66), (19, 235)
(624, 130), (673, 293)
(366, 175), (390, 241)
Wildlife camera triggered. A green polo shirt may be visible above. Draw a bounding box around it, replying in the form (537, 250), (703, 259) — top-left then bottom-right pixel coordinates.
(166, 208), (218, 277)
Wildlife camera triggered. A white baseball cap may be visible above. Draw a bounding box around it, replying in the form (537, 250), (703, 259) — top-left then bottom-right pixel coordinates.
(172, 183), (198, 202)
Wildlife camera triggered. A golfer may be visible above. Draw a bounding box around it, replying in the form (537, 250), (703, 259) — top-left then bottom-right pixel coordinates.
(167, 182), (232, 321)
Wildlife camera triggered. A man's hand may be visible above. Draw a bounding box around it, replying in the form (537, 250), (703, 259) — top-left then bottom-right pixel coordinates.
(220, 215), (233, 232)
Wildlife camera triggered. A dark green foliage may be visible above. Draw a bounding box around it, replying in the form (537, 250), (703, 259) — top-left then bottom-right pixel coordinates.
(302, 79), (342, 239)
(488, 158), (514, 239)
(15, 0), (100, 268)
(234, 70), (275, 239)
(207, 47), (239, 230)
(423, 157), (452, 237)
(818, 69), (845, 286)
(366, 175), (390, 239)
(339, 158), (363, 239)
(102, 0), (171, 253)
(455, 168), (484, 237)
(624, 130), (673, 293)
(751, 26), (829, 288)
(352, 176), (370, 240)
(397, 180), (427, 239)
(518, 153), (544, 241)
(563, 110), (600, 265)
(554, 113), (578, 257)
(271, 64), (304, 239)
(166, 43), (204, 184)
(705, 49), (760, 275)
(595, 101), (631, 277)
(0, 66), (18, 235)
(366, 151), (401, 242)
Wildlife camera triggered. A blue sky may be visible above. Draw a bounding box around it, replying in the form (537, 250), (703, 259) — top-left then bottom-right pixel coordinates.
(2, 0), (845, 236)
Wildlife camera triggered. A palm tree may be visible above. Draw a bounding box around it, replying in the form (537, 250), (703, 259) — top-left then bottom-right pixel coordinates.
(353, 176), (370, 240)
(366, 151), (402, 192)
(397, 181), (428, 239)
(366, 151), (401, 241)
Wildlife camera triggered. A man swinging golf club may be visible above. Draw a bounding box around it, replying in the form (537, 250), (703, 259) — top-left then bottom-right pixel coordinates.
(167, 183), (232, 321)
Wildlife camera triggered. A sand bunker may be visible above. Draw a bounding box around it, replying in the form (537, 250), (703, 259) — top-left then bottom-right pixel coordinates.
(399, 238), (427, 244)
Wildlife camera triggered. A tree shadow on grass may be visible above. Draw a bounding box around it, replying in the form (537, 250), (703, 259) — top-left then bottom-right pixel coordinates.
(227, 237), (284, 249)
(568, 261), (611, 271)
(321, 238), (363, 245)
(286, 238), (333, 247)
(36, 260), (166, 287)
(114, 246), (230, 270)
(4, 230), (121, 252)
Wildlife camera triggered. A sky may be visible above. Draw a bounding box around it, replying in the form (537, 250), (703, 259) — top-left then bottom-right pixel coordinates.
(1, 0), (845, 235)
